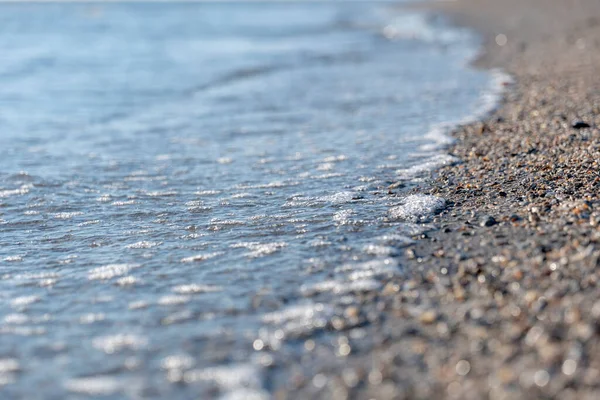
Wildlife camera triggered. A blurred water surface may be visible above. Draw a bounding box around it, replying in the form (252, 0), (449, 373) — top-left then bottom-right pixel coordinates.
(0, 2), (494, 398)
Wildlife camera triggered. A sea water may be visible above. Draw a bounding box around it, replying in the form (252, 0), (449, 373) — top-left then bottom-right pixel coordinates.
(0, 2), (504, 398)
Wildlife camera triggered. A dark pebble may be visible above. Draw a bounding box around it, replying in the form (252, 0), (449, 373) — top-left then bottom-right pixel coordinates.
(571, 120), (591, 129)
(480, 216), (497, 227)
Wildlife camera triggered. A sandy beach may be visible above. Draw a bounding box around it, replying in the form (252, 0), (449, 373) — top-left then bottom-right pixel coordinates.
(285, 1), (600, 399)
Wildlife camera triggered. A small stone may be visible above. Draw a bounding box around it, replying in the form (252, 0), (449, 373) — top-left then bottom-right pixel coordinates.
(453, 285), (466, 301)
(513, 269), (524, 280)
(344, 306), (360, 319)
(509, 214), (521, 222)
(480, 216), (497, 227)
(571, 120), (590, 129)
(456, 360), (471, 376)
(382, 282), (399, 296)
(419, 310), (438, 324)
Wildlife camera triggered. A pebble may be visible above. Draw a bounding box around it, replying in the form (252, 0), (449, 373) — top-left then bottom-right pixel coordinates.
(571, 120), (591, 129)
(480, 215), (497, 227)
(419, 310), (438, 324)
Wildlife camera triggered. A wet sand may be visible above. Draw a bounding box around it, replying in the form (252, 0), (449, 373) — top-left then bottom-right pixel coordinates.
(284, 1), (600, 399)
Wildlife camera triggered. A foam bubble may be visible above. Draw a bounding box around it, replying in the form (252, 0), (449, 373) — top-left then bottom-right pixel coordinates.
(318, 191), (355, 204)
(261, 303), (334, 339)
(389, 195), (446, 223)
(4, 314), (29, 324)
(88, 264), (141, 281)
(78, 220), (100, 226)
(334, 258), (399, 275)
(262, 303), (332, 325)
(363, 244), (399, 256)
(376, 234), (415, 247)
(111, 200), (136, 206)
(180, 252), (224, 263)
(333, 209), (354, 225)
(301, 279), (380, 296)
(158, 295), (190, 306)
(195, 190), (222, 196)
(0, 358), (20, 373)
(236, 180), (299, 190)
(396, 154), (459, 179)
(183, 364), (268, 400)
(209, 218), (245, 226)
(418, 70), (511, 155)
(145, 190), (178, 197)
(0, 184), (31, 198)
(382, 13), (469, 45)
(92, 334), (148, 353)
(11, 296), (39, 308)
(230, 242), (287, 258)
(125, 241), (161, 249)
(161, 354), (195, 370)
(116, 276), (138, 286)
(173, 284), (223, 294)
(65, 376), (121, 395)
(52, 212), (84, 220)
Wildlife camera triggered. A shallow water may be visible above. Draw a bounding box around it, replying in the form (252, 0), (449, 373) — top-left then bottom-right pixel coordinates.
(0, 2), (500, 398)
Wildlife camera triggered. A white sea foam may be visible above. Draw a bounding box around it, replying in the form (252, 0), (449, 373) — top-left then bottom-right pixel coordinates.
(333, 209), (354, 225)
(0, 184), (31, 198)
(195, 189), (222, 196)
(92, 333), (148, 353)
(52, 212), (84, 220)
(382, 13), (470, 45)
(376, 234), (415, 247)
(125, 241), (161, 249)
(88, 263), (141, 281)
(262, 303), (334, 339)
(183, 364), (268, 400)
(11, 296), (39, 308)
(335, 258), (400, 276)
(116, 276), (138, 286)
(318, 191), (355, 204)
(389, 195), (446, 223)
(362, 244), (399, 256)
(157, 295), (190, 306)
(161, 354), (195, 371)
(0, 358), (20, 373)
(301, 279), (381, 296)
(145, 190), (178, 197)
(235, 180), (300, 190)
(4, 314), (29, 324)
(65, 376), (122, 395)
(230, 242), (287, 258)
(173, 284), (223, 294)
(417, 70), (511, 154)
(111, 200), (136, 206)
(301, 258), (399, 297)
(396, 154), (459, 179)
(180, 252), (224, 263)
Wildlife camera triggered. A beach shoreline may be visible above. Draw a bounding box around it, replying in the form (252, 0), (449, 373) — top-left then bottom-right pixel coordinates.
(285, 1), (600, 398)
(397, 0), (600, 398)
